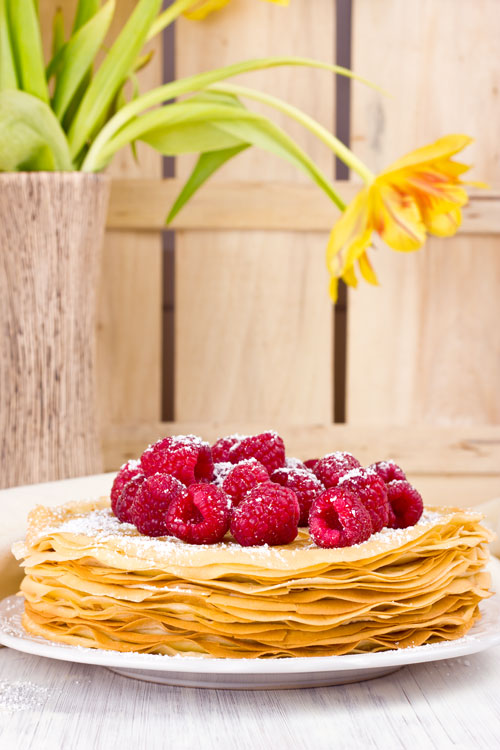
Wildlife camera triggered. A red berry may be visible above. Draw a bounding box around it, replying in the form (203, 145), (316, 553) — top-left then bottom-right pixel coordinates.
(386, 480), (424, 529)
(111, 459), (142, 516)
(370, 460), (406, 484)
(114, 474), (145, 524)
(131, 473), (187, 537)
(166, 484), (231, 545)
(313, 452), (361, 488)
(230, 481), (299, 547)
(222, 459), (269, 506)
(271, 467), (324, 526)
(309, 487), (373, 548)
(285, 457), (307, 471)
(211, 435), (245, 463)
(229, 431), (285, 474)
(304, 458), (319, 471)
(212, 461), (234, 487)
(338, 468), (390, 533)
(140, 435), (213, 485)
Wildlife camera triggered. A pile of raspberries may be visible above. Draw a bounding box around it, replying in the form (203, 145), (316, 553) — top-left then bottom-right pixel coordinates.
(110, 431), (423, 549)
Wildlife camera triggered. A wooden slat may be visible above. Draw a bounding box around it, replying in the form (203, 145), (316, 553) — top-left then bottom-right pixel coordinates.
(96, 2), (163, 426)
(106, 179), (500, 233)
(174, 0), (335, 424)
(348, 0), (500, 426)
(102, 422), (500, 506)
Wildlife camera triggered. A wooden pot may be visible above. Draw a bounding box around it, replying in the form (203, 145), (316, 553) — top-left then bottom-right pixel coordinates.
(0, 172), (110, 488)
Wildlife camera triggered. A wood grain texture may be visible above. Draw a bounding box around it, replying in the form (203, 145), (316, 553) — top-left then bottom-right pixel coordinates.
(39, 0), (164, 428)
(102, 422), (500, 506)
(0, 174), (109, 488)
(2, 646), (500, 749)
(106, 178), (500, 232)
(348, 0), (500, 426)
(174, 0), (335, 423)
(95, 0), (163, 428)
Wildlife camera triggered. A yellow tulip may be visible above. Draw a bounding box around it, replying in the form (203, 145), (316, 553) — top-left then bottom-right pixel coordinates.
(184, 0), (289, 21)
(327, 134), (480, 302)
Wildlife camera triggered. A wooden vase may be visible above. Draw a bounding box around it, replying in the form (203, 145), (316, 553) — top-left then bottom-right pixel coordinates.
(0, 172), (110, 488)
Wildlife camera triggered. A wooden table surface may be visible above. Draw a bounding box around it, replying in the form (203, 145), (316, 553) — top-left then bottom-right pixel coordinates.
(1, 475), (500, 749)
(1, 645), (500, 750)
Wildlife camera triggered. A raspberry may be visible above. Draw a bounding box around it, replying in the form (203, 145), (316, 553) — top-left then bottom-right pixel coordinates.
(304, 458), (319, 471)
(140, 435), (213, 485)
(114, 474), (145, 524)
(229, 431), (285, 474)
(110, 459), (142, 516)
(131, 473), (187, 537)
(211, 434), (245, 463)
(338, 468), (390, 532)
(222, 459), (269, 506)
(386, 480), (424, 529)
(370, 460), (406, 484)
(309, 487), (372, 548)
(285, 457), (307, 471)
(212, 461), (234, 487)
(230, 481), (299, 547)
(166, 484), (231, 544)
(270, 467), (324, 526)
(313, 451), (361, 488)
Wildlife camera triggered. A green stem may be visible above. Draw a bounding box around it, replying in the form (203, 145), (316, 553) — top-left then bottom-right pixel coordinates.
(210, 82), (375, 184)
(147, 0), (197, 39)
(82, 56), (379, 171)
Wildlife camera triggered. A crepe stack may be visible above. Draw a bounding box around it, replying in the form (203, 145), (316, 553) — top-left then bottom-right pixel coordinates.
(12, 498), (493, 658)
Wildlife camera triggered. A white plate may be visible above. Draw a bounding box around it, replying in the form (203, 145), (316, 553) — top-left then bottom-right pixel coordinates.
(1, 558), (499, 690)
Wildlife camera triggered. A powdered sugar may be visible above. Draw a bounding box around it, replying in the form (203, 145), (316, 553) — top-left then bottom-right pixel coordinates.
(212, 462), (234, 487)
(339, 467), (376, 484)
(0, 680), (49, 712)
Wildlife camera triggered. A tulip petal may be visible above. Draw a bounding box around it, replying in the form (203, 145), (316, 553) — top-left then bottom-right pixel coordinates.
(184, 0), (232, 20)
(326, 186), (372, 276)
(358, 251), (379, 286)
(342, 264), (358, 289)
(372, 182), (425, 251)
(404, 170), (469, 207)
(329, 276), (339, 303)
(383, 134), (473, 175)
(425, 207), (462, 237)
(185, 0), (289, 18)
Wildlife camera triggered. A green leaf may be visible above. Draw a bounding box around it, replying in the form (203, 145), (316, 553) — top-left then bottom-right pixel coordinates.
(61, 69), (92, 135)
(212, 82), (362, 190)
(0, 89), (73, 170)
(0, 0), (18, 89)
(185, 89), (245, 109)
(98, 102), (343, 208)
(144, 121), (244, 153)
(68, 0), (163, 160)
(52, 7), (65, 58)
(7, 0), (49, 103)
(72, 0), (100, 32)
(167, 144), (248, 224)
(83, 56), (381, 171)
(52, 0), (115, 121)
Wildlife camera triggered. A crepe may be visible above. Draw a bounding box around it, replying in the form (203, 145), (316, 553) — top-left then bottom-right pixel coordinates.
(12, 498), (494, 658)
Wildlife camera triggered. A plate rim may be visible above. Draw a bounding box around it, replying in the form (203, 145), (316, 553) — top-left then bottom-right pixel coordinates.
(1, 558), (499, 676)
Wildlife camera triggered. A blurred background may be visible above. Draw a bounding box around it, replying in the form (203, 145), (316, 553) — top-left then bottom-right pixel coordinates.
(37, 0), (500, 505)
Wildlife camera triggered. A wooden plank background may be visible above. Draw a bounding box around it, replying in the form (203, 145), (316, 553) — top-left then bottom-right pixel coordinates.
(174, 0), (335, 424)
(348, 0), (500, 426)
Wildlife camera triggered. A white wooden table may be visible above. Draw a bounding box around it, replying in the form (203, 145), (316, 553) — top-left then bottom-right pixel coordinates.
(1, 476), (500, 749)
